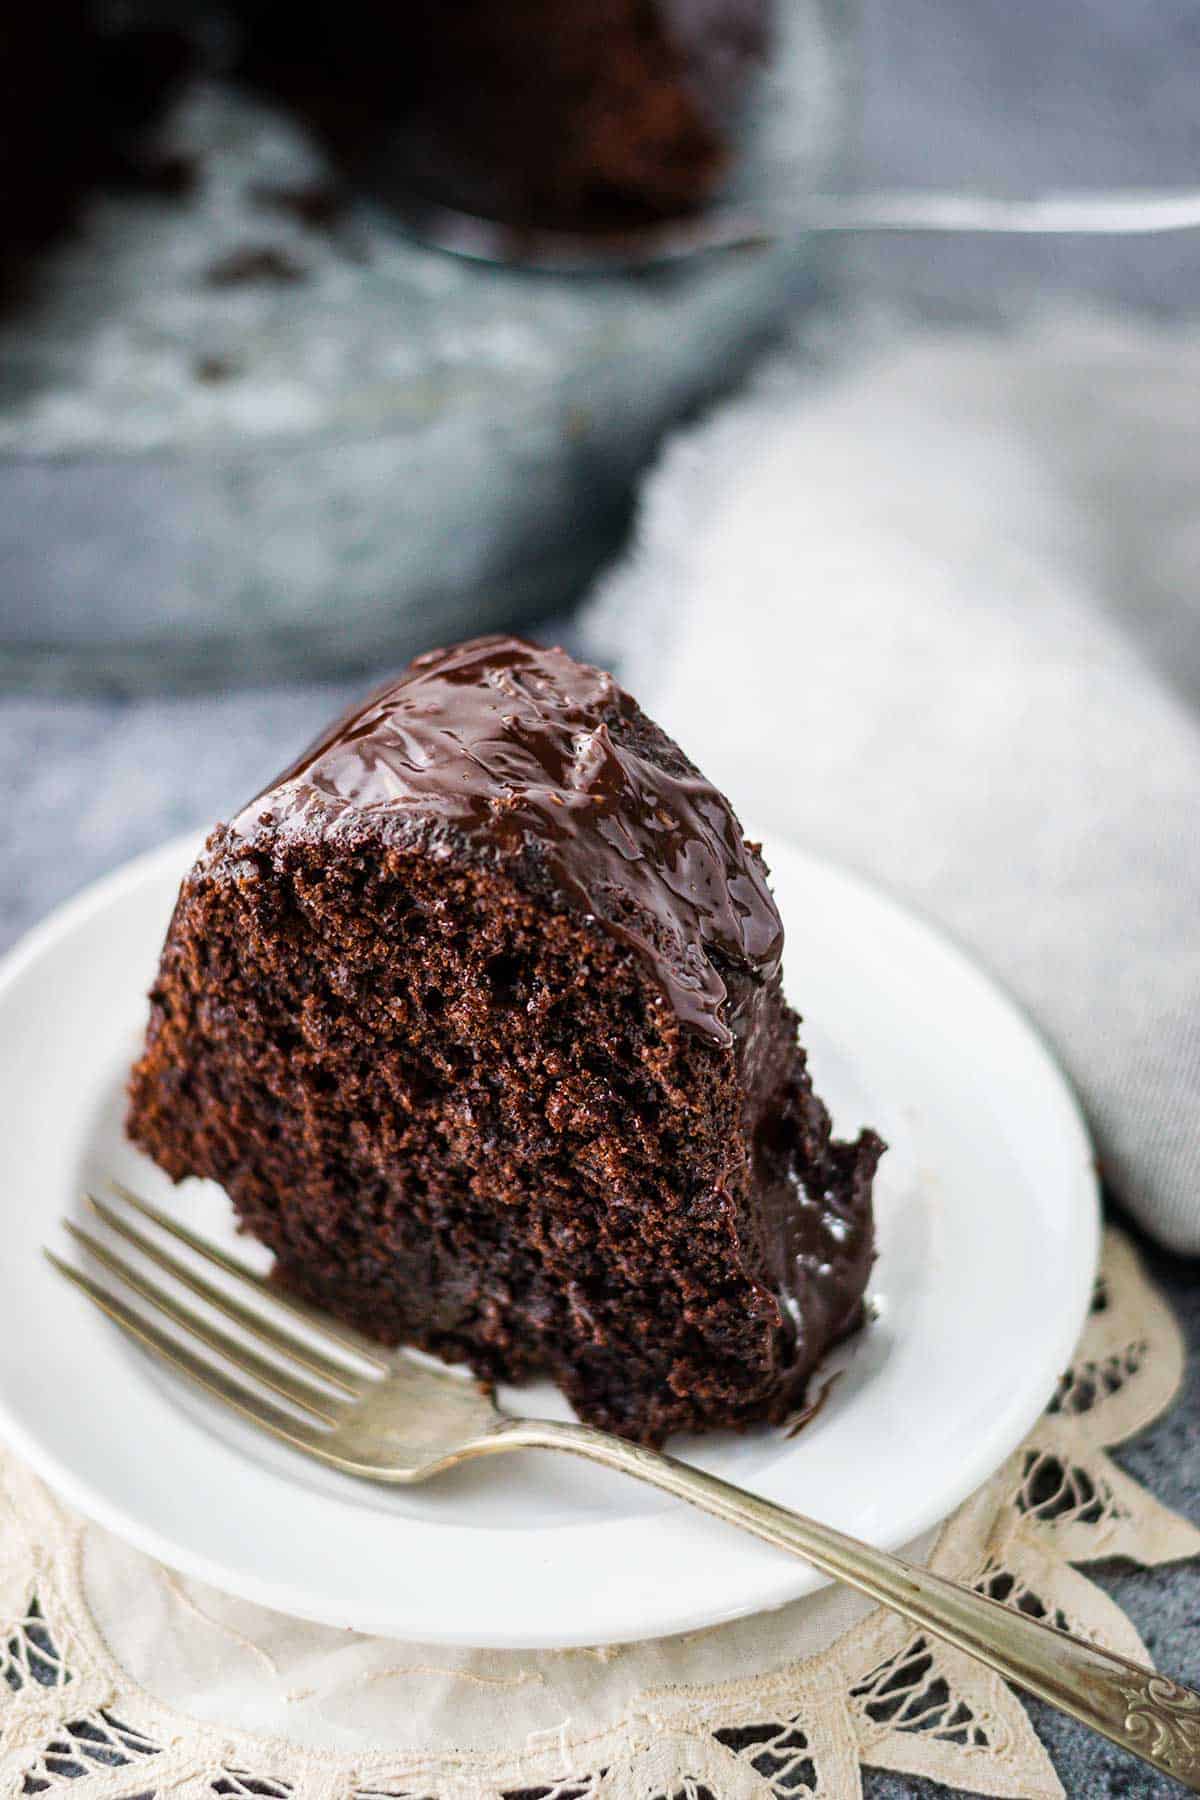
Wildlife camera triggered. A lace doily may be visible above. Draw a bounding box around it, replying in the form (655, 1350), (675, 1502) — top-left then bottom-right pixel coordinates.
(1, 1227), (1195, 1800)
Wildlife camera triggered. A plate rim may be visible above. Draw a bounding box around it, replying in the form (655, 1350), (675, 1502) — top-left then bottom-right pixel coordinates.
(0, 830), (1100, 1647)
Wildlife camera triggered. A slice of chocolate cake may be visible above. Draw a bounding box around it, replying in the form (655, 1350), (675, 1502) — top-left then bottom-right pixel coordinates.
(128, 636), (880, 1444)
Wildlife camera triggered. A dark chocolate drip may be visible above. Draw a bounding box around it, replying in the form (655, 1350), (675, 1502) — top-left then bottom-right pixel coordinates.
(230, 635), (783, 1047)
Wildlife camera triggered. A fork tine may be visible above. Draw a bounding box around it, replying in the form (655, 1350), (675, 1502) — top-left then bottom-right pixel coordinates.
(46, 1251), (331, 1457)
(64, 1223), (341, 1426)
(85, 1194), (365, 1398)
(109, 1181), (389, 1372)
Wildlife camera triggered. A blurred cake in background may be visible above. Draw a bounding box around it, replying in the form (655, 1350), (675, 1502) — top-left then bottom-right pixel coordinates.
(0, 5), (194, 298)
(2, 0), (771, 280)
(0, 1), (847, 689)
(236, 0), (771, 231)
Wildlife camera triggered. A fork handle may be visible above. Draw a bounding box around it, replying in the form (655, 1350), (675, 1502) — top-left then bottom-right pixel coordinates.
(497, 1417), (1200, 1791)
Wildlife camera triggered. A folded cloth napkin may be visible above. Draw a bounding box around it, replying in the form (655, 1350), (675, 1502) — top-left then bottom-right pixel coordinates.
(583, 309), (1200, 1255)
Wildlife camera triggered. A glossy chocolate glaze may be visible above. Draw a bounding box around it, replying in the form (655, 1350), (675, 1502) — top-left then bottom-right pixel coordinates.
(232, 635), (783, 1049)
(135, 632), (880, 1436)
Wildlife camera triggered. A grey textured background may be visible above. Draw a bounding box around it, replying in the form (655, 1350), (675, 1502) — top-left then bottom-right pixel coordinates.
(2, 0), (1198, 1792)
(849, 0), (1200, 315)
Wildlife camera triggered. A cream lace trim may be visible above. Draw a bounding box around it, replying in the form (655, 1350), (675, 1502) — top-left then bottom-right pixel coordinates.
(1, 1228), (1196, 1800)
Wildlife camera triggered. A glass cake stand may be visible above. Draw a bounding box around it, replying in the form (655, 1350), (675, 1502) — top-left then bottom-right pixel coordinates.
(0, 0), (855, 690)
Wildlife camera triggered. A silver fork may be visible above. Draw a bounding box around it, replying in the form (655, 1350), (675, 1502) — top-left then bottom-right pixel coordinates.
(49, 1184), (1200, 1793)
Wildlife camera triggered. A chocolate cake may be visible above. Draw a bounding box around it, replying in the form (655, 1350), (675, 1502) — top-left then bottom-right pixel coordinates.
(235, 0), (771, 231)
(2, 0), (768, 297)
(128, 637), (880, 1444)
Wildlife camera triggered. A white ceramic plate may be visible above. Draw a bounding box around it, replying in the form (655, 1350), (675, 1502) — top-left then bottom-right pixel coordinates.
(0, 832), (1098, 1648)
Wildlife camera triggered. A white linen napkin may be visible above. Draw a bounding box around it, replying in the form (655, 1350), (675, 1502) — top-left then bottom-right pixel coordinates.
(583, 309), (1200, 1254)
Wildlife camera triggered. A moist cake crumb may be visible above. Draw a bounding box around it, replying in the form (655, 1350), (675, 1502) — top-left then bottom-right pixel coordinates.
(127, 635), (880, 1445)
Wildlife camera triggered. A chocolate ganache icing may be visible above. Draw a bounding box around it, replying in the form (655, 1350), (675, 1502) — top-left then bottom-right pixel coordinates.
(230, 635), (783, 1048)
